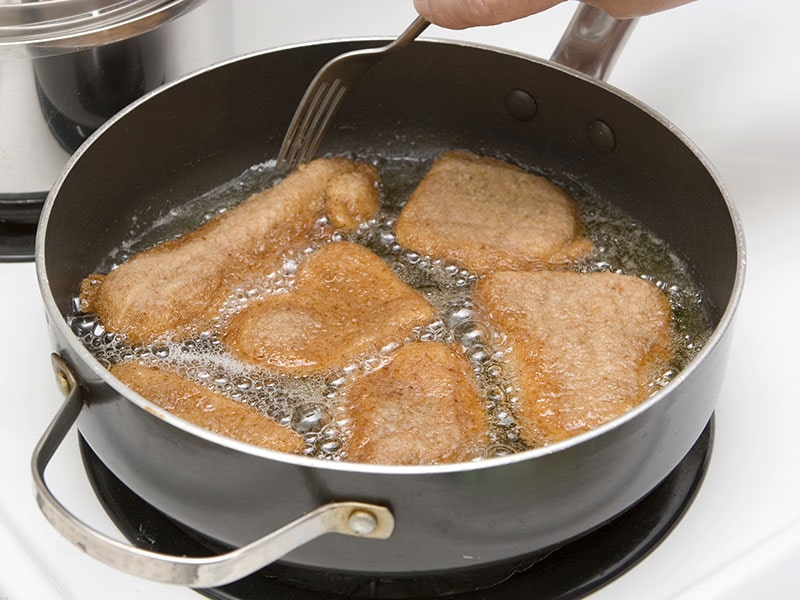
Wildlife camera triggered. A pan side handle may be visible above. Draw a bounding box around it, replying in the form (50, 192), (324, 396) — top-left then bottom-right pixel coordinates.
(550, 3), (637, 81)
(31, 354), (395, 588)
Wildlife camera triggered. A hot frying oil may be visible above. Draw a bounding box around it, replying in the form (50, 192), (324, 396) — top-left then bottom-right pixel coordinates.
(69, 156), (713, 461)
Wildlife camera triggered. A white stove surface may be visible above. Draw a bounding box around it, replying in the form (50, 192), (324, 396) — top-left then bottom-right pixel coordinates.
(2, 1), (799, 598)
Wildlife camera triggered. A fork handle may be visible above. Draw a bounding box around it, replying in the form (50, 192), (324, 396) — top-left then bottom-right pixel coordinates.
(385, 15), (430, 52)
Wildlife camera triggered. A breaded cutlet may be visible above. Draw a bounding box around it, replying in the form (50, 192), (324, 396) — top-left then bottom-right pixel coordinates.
(474, 270), (673, 445)
(80, 157), (380, 345)
(395, 150), (592, 275)
(222, 241), (436, 375)
(343, 341), (488, 465)
(111, 362), (303, 453)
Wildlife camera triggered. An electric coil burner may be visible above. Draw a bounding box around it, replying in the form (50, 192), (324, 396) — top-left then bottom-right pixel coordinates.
(79, 420), (713, 599)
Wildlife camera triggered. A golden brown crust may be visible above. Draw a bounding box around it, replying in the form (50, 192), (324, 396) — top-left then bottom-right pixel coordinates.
(78, 274), (105, 313)
(111, 362), (303, 453)
(324, 162), (381, 229)
(475, 270), (673, 445)
(81, 158), (380, 345)
(222, 241), (436, 375)
(395, 150), (592, 275)
(342, 341), (488, 465)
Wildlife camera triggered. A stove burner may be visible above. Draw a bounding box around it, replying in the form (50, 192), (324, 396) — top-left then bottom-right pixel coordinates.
(0, 202), (39, 262)
(80, 419), (712, 599)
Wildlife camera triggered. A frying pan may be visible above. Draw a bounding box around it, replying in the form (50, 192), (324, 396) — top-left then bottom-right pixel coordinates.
(32, 4), (745, 595)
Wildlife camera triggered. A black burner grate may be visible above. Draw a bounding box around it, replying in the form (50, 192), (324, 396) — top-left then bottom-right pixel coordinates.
(0, 194), (41, 262)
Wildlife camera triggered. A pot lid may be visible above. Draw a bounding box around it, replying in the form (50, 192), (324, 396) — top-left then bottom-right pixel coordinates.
(0, 0), (204, 56)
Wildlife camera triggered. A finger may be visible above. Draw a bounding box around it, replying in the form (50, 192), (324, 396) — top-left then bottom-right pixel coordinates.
(585, 0), (697, 18)
(414, 0), (565, 29)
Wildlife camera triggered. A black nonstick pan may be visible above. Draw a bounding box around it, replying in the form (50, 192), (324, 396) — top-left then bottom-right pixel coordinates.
(32, 4), (744, 594)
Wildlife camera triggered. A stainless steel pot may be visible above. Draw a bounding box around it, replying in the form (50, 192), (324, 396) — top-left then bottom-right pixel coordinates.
(32, 4), (745, 594)
(0, 0), (232, 243)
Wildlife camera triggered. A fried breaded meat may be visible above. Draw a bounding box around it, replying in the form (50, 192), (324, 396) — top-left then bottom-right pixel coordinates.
(343, 341), (488, 465)
(395, 150), (592, 275)
(80, 158), (380, 345)
(475, 270), (673, 445)
(111, 362), (303, 453)
(223, 241), (436, 375)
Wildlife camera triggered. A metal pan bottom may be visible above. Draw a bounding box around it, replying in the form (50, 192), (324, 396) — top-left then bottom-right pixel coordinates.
(79, 419), (712, 599)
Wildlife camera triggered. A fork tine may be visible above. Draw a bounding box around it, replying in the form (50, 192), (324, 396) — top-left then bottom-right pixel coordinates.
(288, 80), (337, 166)
(277, 16), (430, 170)
(295, 80), (347, 166)
(277, 80), (330, 167)
(280, 78), (347, 169)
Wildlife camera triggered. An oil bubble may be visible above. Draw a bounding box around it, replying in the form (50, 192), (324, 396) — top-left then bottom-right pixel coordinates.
(324, 373), (347, 390)
(379, 230), (396, 246)
(486, 385), (505, 404)
(489, 444), (516, 457)
(447, 306), (475, 329)
(70, 315), (97, 337)
(291, 404), (329, 434)
(466, 345), (491, 365)
(315, 426), (344, 456)
(231, 376), (251, 391)
(486, 364), (503, 378)
(493, 409), (514, 427)
(453, 321), (489, 347)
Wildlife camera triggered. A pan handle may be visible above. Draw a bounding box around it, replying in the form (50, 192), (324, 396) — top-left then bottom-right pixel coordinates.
(550, 3), (637, 81)
(31, 354), (395, 588)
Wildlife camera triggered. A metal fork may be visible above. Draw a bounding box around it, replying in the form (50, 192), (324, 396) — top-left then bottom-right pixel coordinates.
(276, 16), (430, 169)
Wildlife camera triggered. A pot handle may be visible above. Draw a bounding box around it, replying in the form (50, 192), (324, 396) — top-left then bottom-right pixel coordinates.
(32, 354), (395, 588)
(551, 3), (637, 81)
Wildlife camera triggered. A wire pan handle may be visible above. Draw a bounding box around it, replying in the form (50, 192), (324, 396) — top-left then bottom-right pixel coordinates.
(31, 354), (394, 588)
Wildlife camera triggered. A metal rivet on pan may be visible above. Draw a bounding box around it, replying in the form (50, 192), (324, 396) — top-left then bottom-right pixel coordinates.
(54, 370), (71, 396)
(505, 89), (538, 121)
(586, 119), (616, 153)
(348, 510), (378, 535)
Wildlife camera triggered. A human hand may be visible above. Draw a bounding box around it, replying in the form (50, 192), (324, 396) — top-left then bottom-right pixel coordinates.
(413, 0), (696, 29)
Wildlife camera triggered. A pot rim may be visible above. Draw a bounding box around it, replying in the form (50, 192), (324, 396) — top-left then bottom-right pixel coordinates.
(34, 37), (747, 477)
(0, 0), (204, 56)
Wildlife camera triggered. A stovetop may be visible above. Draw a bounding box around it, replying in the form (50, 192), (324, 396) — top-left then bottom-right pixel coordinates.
(2, 1), (799, 599)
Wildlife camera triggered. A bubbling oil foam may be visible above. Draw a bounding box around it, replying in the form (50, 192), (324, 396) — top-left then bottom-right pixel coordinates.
(68, 156), (712, 461)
